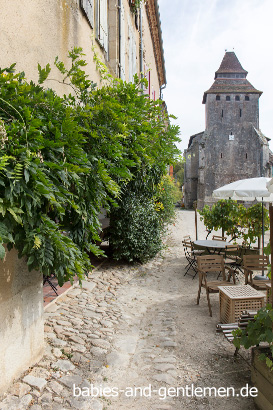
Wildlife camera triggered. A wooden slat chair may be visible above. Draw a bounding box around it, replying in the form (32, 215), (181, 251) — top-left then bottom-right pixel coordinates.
(222, 244), (243, 278)
(197, 255), (236, 316)
(243, 254), (270, 290)
(212, 235), (227, 242)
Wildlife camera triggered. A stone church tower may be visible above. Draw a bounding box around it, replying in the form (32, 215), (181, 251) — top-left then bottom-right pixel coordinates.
(184, 51), (272, 209)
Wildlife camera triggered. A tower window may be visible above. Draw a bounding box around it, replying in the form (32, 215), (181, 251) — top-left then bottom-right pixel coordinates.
(226, 96), (230, 101)
(220, 153), (223, 158)
(221, 109), (223, 118)
(245, 96), (250, 101)
(240, 109), (242, 117)
(235, 96), (240, 101)
(246, 153), (248, 159)
(216, 95), (220, 101)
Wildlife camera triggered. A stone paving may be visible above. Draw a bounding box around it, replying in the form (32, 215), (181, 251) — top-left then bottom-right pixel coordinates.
(0, 210), (258, 410)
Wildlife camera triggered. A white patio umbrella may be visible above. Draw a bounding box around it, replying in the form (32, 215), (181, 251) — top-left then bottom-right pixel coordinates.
(213, 177), (273, 279)
(213, 177), (273, 202)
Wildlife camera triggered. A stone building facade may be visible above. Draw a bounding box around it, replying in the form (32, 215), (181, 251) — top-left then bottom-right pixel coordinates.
(0, 0), (166, 394)
(184, 51), (272, 209)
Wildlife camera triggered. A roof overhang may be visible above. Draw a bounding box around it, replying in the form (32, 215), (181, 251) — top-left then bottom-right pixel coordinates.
(145, 0), (167, 87)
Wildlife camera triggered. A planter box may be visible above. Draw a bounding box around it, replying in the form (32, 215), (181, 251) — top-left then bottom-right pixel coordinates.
(0, 247), (44, 394)
(251, 347), (273, 410)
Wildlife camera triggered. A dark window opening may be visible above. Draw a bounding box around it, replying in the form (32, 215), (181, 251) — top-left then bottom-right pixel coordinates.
(246, 153), (248, 159)
(245, 95), (250, 101)
(221, 109), (224, 118)
(216, 95), (220, 101)
(226, 96), (230, 101)
(235, 96), (240, 101)
(217, 73), (245, 79)
(240, 109), (242, 117)
(220, 153), (223, 159)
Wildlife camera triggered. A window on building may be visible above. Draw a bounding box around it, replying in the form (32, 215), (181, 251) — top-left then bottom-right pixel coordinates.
(80, 0), (94, 28)
(235, 95), (240, 101)
(143, 65), (151, 96)
(220, 153), (223, 158)
(119, 0), (126, 80)
(226, 96), (230, 101)
(221, 109), (223, 118)
(216, 95), (220, 101)
(246, 153), (248, 159)
(240, 109), (242, 117)
(245, 95), (250, 101)
(128, 20), (137, 82)
(96, 0), (108, 54)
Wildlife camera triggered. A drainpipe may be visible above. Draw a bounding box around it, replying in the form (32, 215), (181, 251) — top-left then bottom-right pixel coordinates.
(118, 0), (121, 78)
(139, 5), (144, 88)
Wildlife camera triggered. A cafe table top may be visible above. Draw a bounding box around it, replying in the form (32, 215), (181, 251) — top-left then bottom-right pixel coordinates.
(193, 240), (228, 249)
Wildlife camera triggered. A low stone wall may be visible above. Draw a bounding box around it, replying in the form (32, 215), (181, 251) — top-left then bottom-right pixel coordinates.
(0, 247), (44, 394)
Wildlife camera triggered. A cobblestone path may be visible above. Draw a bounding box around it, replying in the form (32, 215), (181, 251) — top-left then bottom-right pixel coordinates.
(0, 210), (257, 410)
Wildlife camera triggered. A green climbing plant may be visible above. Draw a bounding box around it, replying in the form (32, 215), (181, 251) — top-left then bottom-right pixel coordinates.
(0, 47), (180, 283)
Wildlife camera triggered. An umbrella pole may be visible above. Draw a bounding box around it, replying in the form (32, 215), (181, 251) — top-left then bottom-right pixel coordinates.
(193, 200), (198, 240)
(262, 198), (264, 257)
(270, 205), (273, 306)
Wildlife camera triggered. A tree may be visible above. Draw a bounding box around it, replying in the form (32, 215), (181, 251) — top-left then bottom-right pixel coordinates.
(198, 200), (269, 245)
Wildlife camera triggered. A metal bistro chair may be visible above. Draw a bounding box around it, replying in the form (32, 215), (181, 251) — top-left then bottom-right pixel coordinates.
(43, 273), (58, 296)
(243, 254), (270, 291)
(182, 238), (200, 279)
(196, 255), (236, 316)
(212, 235), (227, 242)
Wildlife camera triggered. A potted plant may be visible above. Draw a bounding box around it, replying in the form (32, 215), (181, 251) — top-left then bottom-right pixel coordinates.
(233, 306), (273, 409)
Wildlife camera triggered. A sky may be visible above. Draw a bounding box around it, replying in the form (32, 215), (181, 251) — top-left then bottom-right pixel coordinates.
(157, 0), (273, 154)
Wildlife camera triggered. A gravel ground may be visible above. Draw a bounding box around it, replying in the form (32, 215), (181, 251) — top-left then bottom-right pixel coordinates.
(0, 209), (259, 410)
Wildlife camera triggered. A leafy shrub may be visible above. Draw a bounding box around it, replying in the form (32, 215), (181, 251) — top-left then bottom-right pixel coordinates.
(154, 175), (178, 225)
(109, 192), (162, 263)
(233, 305), (273, 370)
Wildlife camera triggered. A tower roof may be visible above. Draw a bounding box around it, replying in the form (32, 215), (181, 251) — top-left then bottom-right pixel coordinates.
(202, 51), (262, 103)
(215, 51), (248, 76)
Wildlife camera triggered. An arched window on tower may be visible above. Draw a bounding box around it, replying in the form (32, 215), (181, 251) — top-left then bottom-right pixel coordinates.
(216, 95), (220, 101)
(245, 96), (250, 101)
(235, 96), (240, 101)
(226, 96), (230, 101)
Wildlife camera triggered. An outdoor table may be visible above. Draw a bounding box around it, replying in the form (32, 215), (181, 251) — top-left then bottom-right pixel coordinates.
(265, 282), (272, 304)
(218, 285), (265, 323)
(193, 240), (228, 254)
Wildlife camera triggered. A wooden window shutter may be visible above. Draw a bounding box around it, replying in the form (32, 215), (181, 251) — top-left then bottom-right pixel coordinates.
(120, 0), (126, 80)
(96, 0), (108, 53)
(80, 0), (94, 28)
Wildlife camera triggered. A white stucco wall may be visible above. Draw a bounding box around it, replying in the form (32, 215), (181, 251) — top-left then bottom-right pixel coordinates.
(0, 247), (44, 395)
(141, 6), (161, 100)
(0, 0), (108, 93)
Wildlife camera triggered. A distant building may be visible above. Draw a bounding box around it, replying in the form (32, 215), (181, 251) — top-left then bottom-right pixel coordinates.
(184, 51), (272, 209)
